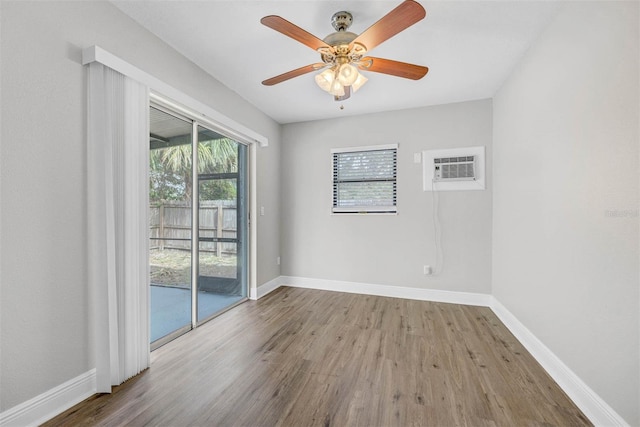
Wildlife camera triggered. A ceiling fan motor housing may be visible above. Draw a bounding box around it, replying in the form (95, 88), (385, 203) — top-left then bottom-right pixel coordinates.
(323, 31), (358, 48)
(321, 11), (370, 66)
(321, 31), (359, 64)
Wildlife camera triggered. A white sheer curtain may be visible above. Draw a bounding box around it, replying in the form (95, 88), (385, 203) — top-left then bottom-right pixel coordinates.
(87, 62), (150, 392)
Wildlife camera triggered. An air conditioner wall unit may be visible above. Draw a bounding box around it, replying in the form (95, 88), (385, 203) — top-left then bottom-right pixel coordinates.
(423, 146), (485, 191)
(433, 156), (476, 182)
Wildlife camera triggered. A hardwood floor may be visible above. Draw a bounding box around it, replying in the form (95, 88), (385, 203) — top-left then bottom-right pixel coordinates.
(44, 287), (591, 426)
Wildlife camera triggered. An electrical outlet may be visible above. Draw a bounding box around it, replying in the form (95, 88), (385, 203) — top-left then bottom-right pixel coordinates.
(260, 206), (265, 216)
(423, 265), (432, 275)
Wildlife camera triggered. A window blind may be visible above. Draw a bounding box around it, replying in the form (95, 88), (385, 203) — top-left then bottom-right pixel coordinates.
(332, 146), (397, 213)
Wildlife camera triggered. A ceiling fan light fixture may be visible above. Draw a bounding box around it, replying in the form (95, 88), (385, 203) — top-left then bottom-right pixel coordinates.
(329, 76), (345, 97)
(351, 73), (368, 93)
(337, 63), (359, 86)
(314, 68), (334, 92)
(315, 64), (364, 98)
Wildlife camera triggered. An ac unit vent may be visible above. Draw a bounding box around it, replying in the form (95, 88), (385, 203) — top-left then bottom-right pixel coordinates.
(433, 156), (475, 181)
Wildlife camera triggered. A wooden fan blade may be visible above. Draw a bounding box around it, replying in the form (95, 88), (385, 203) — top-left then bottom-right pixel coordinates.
(262, 63), (327, 86)
(358, 57), (428, 80)
(261, 15), (331, 51)
(350, 0), (426, 52)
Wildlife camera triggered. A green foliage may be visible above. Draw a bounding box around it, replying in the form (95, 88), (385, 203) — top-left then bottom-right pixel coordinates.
(150, 137), (238, 202)
(200, 179), (237, 201)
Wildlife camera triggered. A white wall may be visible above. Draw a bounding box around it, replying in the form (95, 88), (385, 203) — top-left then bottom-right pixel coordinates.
(492, 2), (639, 425)
(0, 0), (281, 411)
(281, 100), (492, 293)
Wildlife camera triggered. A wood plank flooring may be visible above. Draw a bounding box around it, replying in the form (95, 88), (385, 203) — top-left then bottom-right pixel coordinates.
(44, 287), (591, 426)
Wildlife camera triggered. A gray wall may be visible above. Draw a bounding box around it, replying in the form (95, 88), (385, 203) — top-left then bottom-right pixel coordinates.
(281, 100), (492, 293)
(0, 1), (281, 411)
(492, 2), (639, 425)
(2, 0), (637, 423)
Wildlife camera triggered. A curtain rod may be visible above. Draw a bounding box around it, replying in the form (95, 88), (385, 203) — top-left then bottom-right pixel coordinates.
(82, 45), (268, 147)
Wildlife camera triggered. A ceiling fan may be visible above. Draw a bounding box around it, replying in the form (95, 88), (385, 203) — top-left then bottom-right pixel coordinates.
(261, 0), (429, 101)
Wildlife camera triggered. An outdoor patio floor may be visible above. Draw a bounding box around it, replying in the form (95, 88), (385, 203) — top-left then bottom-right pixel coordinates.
(151, 285), (244, 343)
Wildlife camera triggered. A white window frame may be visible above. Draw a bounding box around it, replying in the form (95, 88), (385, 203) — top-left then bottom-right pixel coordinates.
(331, 144), (398, 215)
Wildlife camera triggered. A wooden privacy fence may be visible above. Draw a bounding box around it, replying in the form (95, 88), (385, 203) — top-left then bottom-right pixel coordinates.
(150, 200), (237, 256)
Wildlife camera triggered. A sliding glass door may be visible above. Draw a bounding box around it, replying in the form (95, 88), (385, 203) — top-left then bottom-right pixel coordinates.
(149, 107), (193, 345)
(149, 106), (249, 349)
(196, 127), (248, 322)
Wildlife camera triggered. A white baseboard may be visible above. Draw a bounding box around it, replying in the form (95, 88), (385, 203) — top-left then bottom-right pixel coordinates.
(253, 276), (284, 300)
(280, 276), (492, 307)
(490, 298), (628, 427)
(255, 275), (492, 307)
(0, 369), (96, 427)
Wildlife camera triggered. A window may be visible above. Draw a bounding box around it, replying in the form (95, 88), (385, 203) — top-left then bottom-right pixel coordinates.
(332, 144), (398, 214)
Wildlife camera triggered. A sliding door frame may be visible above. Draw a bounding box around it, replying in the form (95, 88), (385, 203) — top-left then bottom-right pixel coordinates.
(150, 93), (256, 347)
(191, 121), (198, 328)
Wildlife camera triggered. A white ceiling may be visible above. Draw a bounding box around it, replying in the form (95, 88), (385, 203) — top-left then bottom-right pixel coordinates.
(112, 1), (562, 124)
